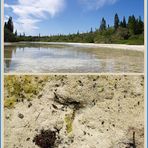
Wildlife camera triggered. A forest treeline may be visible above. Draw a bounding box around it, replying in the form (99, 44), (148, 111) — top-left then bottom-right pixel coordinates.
(4, 13), (144, 45)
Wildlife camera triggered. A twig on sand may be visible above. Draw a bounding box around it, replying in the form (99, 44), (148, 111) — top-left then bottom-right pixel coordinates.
(133, 131), (136, 148)
(35, 109), (44, 121)
(122, 131), (136, 148)
(127, 131), (136, 148)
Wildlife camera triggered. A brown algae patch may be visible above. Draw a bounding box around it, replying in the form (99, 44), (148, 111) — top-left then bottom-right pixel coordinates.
(33, 129), (56, 148)
(4, 75), (48, 108)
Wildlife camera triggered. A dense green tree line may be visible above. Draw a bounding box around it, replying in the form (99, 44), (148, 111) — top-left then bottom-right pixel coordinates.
(4, 14), (144, 45)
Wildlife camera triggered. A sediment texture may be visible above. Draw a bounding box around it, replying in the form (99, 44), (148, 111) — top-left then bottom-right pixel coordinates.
(4, 75), (144, 148)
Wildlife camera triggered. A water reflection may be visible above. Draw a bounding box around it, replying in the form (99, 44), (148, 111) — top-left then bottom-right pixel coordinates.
(4, 43), (144, 73)
(4, 46), (16, 68)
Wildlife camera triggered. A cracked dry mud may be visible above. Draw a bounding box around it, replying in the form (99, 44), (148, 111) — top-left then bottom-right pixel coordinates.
(4, 75), (144, 148)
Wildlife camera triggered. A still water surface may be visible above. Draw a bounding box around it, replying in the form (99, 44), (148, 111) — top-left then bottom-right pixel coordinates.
(4, 42), (144, 73)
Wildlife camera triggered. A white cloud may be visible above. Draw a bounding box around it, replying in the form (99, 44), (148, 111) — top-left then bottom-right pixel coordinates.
(14, 18), (40, 35)
(5, 0), (66, 34)
(4, 15), (9, 22)
(79, 0), (118, 10)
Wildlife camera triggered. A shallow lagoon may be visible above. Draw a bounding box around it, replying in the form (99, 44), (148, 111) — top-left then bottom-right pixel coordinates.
(4, 42), (144, 73)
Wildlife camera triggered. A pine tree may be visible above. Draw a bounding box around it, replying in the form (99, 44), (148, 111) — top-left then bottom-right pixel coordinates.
(4, 22), (7, 29)
(122, 16), (127, 28)
(128, 15), (136, 35)
(120, 21), (123, 27)
(114, 13), (119, 30)
(99, 17), (106, 31)
(137, 16), (144, 34)
(7, 17), (14, 33)
(14, 30), (17, 36)
(90, 27), (93, 33)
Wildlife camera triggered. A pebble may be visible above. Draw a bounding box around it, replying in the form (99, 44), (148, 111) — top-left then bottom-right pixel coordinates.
(18, 113), (24, 119)
(28, 102), (32, 108)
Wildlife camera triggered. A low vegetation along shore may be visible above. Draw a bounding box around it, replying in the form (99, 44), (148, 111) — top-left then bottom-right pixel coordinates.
(4, 14), (144, 45)
(4, 75), (144, 148)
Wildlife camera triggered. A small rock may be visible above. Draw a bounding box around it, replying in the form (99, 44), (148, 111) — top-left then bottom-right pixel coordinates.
(52, 104), (58, 110)
(38, 94), (42, 99)
(5, 115), (10, 120)
(26, 138), (30, 141)
(35, 129), (38, 132)
(93, 83), (96, 88)
(78, 80), (83, 86)
(18, 113), (24, 119)
(55, 84), (60, 87)
(102, 121), (105, 125)
(28, 102), (32, 108)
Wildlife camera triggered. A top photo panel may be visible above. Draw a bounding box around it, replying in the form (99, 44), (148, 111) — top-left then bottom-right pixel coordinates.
(4, 0), (144, 73)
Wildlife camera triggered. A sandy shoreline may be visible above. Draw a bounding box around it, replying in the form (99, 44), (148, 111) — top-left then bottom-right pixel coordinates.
(4, 42), (145, 52)
(48, 42), (145, 52)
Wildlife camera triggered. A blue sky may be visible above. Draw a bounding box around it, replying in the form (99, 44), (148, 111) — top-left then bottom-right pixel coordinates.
(4, 0), (144, 36)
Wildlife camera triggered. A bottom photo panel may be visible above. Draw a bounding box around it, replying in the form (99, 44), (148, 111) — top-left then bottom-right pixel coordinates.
(4, 75), (144, 148)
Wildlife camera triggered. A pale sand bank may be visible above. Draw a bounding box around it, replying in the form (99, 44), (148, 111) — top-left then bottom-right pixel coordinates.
(47, 42), (145, 52)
